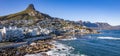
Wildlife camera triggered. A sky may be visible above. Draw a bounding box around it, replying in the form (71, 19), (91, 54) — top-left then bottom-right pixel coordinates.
(0, 0), (120, 26)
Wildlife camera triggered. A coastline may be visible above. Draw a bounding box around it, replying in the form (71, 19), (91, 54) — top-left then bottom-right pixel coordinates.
(0, 37), (82, 56)
(25, 40), (83, 56)
(0, 39), (74, 56)
(0, 39), (54, 56)
(0, 30), (98, 56)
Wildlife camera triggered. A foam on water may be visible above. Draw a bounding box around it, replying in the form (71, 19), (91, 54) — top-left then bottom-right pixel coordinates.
(98, 37), (120, 40)
(61, 37), (77, 41)
(25, 41), (87, 56)
(25, 53), (42, 56)
(45, 41), (80, 56)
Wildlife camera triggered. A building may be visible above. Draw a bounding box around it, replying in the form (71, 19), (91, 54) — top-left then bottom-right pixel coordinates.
(0, 27), (6, 42)
(0, 27), (24, 42)
(0, 32), (2, 42)
(6, 29), (24, 41)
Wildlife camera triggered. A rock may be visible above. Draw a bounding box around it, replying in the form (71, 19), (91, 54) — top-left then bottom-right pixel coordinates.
(62, 48), (65, 50)
(41, 53), (49, 56)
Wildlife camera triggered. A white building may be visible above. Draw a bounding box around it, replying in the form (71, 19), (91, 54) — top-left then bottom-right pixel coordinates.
(0, 26), (52, 42)
(5, 28), (24, 41)
(26, 29), (37, 36)
(0, 27), (6, 42)
(40, 28), (51, 35)
(0, 27), (24, 42)
(0, 32), (2, 42)
(25, 27), (51, 37)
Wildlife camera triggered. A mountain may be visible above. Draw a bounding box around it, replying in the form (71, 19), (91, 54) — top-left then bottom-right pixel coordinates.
(76, 21), (120, 30)
(0, 4), (118, 30)
(0, 4), (62, 28)
(0, 4), (52, 20)
(0, 4), (96, 34)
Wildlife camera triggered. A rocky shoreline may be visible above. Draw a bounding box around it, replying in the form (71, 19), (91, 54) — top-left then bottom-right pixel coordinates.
(0, 32), (99, 56)
(0, 30), (99, 56)
(25, 41), (76, 56)
(0, 39), (55, 56)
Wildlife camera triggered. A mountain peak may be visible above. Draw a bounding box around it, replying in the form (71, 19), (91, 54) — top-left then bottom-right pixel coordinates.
(26, 4), (36, 12)
(25, 4), (38, 16)
(0, 4), (49, 20)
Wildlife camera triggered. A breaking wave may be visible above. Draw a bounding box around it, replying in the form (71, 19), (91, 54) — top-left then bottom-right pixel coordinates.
(25, 41), (87, 56)
(97, 37), (120, 40)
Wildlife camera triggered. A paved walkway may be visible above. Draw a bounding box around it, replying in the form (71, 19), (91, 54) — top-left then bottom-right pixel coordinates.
(0, 36), (52, 48)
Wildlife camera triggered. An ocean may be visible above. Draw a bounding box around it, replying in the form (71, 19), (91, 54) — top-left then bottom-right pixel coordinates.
(25, 30), (120, 56)
(59, 30), (120, 56)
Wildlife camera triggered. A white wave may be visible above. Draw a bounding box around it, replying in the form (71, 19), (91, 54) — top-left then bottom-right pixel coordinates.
(60, 36), (77, 41)
(98, 37), (120, 40)
(45, 41), (75, 56)
(61, 37), (77, 41)
(25, 41), (87, 56)
(25, 53), (42, 56)
(45, 42), (86, 56)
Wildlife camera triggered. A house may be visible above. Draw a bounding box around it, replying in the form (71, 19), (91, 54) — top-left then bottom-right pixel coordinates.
(0, 27), (24, 42)
(0, 32), (2, 42)
(5, 27), (24, 41)
(40, 28), (51, 35)
(0, 27), (6, 42)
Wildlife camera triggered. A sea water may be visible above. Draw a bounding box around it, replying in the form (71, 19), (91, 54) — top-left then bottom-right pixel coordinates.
(59, 30), (120, 56)
(25, 30), (120, 56)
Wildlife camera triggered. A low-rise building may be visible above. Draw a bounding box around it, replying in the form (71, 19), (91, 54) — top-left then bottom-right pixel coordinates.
(0, 32), (2, 42)
(0, 27), (24, 42)
(0, 26), (52, 42)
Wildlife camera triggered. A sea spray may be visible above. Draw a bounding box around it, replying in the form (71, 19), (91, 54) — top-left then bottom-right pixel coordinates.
(25, 41), (86, 56)
(46, 41), (87, 56)
(97, 37), (120, 40)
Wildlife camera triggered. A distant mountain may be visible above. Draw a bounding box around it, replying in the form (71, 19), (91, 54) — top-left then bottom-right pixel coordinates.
(76, 21), (120, 30)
